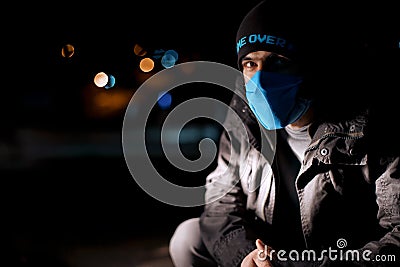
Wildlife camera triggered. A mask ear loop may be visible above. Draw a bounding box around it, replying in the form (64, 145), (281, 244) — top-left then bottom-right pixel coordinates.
(233, 74), (250, 110)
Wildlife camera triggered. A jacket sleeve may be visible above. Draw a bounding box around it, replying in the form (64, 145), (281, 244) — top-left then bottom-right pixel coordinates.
(199, 94), (266, 267)
(354, 155), (400, 266)
(199, 128), (261, 267)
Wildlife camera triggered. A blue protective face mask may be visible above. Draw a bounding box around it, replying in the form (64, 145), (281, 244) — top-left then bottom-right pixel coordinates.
(245, 71), (312, 130)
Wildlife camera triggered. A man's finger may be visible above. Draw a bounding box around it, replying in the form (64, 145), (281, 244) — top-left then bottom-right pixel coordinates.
(256, 239), (265, 250)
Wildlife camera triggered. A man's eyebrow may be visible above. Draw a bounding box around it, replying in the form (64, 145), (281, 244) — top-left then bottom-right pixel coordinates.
(241, 53), (271, 62)
(241, 56), (254, 62)
(242, 55), (255, 60)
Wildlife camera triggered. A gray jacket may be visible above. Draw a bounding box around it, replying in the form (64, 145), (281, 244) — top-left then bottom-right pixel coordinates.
(199, 94), (400, 267)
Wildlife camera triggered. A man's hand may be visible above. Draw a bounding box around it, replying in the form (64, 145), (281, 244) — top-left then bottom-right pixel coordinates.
(241, 239), (273, 267)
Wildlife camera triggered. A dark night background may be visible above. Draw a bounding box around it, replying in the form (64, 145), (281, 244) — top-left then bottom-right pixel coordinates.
(2, 1), (399, 266)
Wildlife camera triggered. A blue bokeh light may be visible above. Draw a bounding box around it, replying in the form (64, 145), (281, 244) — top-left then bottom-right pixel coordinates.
(157, 91), (172, 109)
(104, 74), (116, 89)
(161, 53), (176, 68)
(165, 49), (178, 61)
(153, 49), (165, 59)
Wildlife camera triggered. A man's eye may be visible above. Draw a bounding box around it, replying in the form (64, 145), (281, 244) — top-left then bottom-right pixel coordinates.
(243, 61), (257, 69)
(267, 54), (288, 64)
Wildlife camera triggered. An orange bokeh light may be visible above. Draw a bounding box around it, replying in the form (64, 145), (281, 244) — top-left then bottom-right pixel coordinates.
(139, 58), (154, 73)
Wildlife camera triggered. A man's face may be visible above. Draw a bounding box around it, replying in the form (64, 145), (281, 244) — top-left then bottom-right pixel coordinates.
(241, 51), (298, 83)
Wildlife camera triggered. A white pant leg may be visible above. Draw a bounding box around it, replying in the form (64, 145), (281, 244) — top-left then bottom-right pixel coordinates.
(169, 217), (217, 267)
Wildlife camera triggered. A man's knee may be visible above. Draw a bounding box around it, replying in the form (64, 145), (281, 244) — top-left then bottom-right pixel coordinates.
(169, 217), (201, 257)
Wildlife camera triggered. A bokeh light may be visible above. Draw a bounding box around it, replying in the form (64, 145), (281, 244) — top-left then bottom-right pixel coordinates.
(161, 53), (176, 68)
(134, 44), (147, 56)
(139, 58), (155, 72)
(157, 91), (172, 110)
(165, 49), (178, 62)
(94, 72), (109, 87)
(104, 74), (116, 89)
(61, 44), (75, 58)
(153, 49), (165, 59)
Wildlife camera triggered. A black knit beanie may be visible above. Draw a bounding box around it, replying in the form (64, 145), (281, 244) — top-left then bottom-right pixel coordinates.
(236, 0), (304, 68)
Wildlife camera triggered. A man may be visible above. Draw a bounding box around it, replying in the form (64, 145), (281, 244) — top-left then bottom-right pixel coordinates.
(169, 0), (400, 266)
